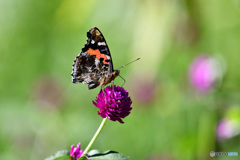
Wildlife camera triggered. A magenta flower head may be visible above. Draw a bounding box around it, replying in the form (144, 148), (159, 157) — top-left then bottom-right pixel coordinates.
(70, 143), (84, 159)
(93, 85), (132, 123)
(189, 54), (225, 93)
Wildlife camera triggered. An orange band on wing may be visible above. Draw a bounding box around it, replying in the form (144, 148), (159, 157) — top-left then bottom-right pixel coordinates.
(86, 48), (109, 64)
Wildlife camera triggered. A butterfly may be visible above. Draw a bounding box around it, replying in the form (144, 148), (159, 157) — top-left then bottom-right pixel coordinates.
(71, 27), (120, 89)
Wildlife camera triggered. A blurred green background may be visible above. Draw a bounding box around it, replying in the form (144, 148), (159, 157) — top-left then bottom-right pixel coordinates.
(1, 0), (240, 160)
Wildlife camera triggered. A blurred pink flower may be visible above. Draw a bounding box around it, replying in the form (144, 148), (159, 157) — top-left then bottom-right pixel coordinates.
(216, 119), (237, 142)
(128, 72), (157, 104)
(70, 143), (84, 159)
(189, 54), (225, 93)
(32, 75), (64, 109)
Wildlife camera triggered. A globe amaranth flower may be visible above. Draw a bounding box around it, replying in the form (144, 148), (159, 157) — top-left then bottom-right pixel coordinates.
(70, 143), (84, 159)
(189, 54), (225, 93)
(93, 85), (132, 123)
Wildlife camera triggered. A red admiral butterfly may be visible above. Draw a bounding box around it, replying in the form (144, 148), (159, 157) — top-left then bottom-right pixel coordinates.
(71, 27), (120, 89)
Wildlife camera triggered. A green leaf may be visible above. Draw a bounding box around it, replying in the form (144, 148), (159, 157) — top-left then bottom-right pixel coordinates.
(78, 157), (88, 160)
(87, 150), (129, 160)
(45, 150), (73, 160)
(87, 150), (102, 156)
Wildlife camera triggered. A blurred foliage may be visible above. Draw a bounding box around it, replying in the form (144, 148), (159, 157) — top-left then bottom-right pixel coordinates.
(1, 0), (240, 160)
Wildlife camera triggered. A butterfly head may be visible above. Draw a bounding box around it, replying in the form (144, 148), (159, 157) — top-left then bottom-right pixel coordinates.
(113, 70), (120, 78)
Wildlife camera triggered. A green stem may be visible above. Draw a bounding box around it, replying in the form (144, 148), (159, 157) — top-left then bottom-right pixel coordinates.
(81, 118), (108, 157)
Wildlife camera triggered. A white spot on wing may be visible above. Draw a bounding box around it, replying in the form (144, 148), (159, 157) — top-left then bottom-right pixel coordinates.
(98, 42), (106, 46)
(91, 40), (95, 44)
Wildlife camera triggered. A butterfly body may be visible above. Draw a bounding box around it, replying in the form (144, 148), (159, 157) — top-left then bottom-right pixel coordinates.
(71, 27), (120, 89)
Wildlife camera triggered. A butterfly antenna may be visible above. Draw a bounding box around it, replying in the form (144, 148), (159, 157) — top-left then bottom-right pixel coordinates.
(116, 58), (140, 70)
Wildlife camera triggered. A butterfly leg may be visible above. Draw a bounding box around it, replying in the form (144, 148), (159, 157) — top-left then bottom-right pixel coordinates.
(111, 81), (115, 92)
(100, 85), (107, 104)
(119, 75), (126, 87)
